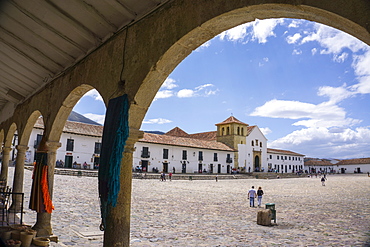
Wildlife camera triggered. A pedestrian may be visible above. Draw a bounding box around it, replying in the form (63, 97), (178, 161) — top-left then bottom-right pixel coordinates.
(321, 176), (326, 186)
(169, 172), (172, 181)
(248, 186), (257, 207)
(215, 174), (218, 182)
(257, 186), (264, 207)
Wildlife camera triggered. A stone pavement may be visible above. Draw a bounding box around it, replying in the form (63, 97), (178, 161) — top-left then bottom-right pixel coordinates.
(8, 168), (370, 246)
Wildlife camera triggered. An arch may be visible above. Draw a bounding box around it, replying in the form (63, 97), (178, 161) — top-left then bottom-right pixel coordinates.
(48, 84), (104, 142)
(133, 2), (370, 126)
(226, 127), (230, 135)
(254, 155), (260, 171)
(241, 128), (244, 136)
(4, 123), (17, 148)
(237, 127), (240, 135)
(18, 110), (43, 146)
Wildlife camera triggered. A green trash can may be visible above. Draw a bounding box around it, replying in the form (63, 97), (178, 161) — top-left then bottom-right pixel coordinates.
(265, 203), (276, 223)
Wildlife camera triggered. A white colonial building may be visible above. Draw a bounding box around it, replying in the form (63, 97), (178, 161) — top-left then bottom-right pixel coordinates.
(23, 114), (307, 174)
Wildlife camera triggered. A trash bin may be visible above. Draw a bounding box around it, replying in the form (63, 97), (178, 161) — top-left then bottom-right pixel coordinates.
(265, 203), (276, 223)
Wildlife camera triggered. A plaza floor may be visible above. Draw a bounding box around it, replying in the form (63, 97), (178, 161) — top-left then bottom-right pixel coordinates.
(11, 168), (370, 246)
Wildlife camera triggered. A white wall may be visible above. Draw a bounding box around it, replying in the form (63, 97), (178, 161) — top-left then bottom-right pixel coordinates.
(28, 128), (101, 169)
(267, 153), (304, 173)
(238, 127), (267, 172)
(133, 142), (234, 174)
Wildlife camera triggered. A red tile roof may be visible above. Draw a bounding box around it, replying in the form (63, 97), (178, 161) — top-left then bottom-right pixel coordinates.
(304, 160), (333, 166)
(189, 131), (217, 141)
(34, 117), (103, 137)
(165, 127), (189, 137)
(336, 158), (370, 165)
(267, 148), (304, 156)
(139, 133), (236, 151)
(215, 116), (249, 126)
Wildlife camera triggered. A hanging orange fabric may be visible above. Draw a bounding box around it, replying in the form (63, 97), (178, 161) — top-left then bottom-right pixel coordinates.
(41, 166), (54, 213)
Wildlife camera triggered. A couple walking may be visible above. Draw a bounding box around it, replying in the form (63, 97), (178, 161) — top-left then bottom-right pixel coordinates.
(248, 186), (264, 207)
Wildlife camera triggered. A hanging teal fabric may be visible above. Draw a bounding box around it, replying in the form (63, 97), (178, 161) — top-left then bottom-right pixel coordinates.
(98, 94), (129, 230)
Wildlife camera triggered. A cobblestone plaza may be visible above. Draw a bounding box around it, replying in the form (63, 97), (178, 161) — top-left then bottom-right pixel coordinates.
(13, 168), (370, 246)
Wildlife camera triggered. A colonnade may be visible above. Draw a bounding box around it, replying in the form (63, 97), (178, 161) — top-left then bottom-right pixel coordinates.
(0, 1), (369, 246)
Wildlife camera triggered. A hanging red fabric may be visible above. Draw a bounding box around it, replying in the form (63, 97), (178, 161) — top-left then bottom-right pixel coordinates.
(41, 165), (54, 213)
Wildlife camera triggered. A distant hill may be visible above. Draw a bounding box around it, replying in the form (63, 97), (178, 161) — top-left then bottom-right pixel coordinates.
(144, 130), (165, 135)
(68, 111), (101, 126)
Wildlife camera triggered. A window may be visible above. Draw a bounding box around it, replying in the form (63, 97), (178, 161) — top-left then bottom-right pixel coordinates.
(260, 142), (262, 147)
(285, 156), (287, 160)
(94, 142), (101, 154)
(34, 134), (43, 149)
(237, 127), (240, 135)
(66, 139), (74, 151)
(198, 151), (203, 161)
(241, 128), (244, 136)
(141, 147), (150, 158)
(182, 150), (187, 160)
(277, 156), (279, 160)
(226, 127), (230, 135)
(255, 140), (258, 146)
(289, 157), (291, 160)
(222, 127), (225, 136)
(289, 165), (291, 169)
(163, 149), (169, 159)
(226, 154), (232, 163)
(269, 155), (272, 159)
(213, 153), (218, 162)
(251, 141), (254, 146)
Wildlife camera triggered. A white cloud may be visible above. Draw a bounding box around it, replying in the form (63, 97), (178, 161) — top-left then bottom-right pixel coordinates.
(85, 89), (103, 102)
(251, 19), (284, 43)
(263, 57), (269, 62)
(301, 23), (366, 54)
(219, 23), (250, 42)
(333, 52), (348, 63)
(161, 78), (178, 90)
(177, 89), (194, 98)
(269, 126), (370, 159)
(317, 84), (355, 104)
(260, 127), (272, 135)
(288, 20), (302, 28)
(311, 48), (317, 55)
(142, 118), (172, 124)
(154, 90), (174, 100)
(292, 49), (302, 55)
(250, 99), (360, 128)
(83, 113), (105, 125)
(286, 33), (301, 44)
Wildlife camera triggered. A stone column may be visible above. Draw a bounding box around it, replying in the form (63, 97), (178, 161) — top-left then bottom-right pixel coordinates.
(103, 128), (143, 247)
(9, 145), (29, 212)
(0, 147), (12, 182)
(33, 141), (61, 237)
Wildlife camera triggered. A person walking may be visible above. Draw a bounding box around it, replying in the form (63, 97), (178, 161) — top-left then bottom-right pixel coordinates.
(248, 186), (257, 207)
(321, 176), (326, 186)
(169, 172), (172, 181)
(257, 186), (264, 207)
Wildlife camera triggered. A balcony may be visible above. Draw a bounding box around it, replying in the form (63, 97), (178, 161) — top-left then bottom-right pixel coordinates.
(226, 158), (233, 163)
(141, 151), (150, 158)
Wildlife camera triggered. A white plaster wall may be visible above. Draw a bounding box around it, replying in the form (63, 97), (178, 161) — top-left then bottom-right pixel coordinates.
(239, 127), (267, 172)
(334, 164), (370, 173)
(267, 153), (304, 173)
(28, 127), (101, 169)
(133, 142), (234, 174)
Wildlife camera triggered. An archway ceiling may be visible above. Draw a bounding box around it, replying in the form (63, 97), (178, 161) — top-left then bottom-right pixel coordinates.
(0, 0), (169, 112)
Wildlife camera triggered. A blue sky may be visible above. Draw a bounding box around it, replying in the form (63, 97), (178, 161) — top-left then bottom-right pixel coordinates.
(73, 18), (370, 159)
